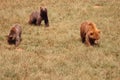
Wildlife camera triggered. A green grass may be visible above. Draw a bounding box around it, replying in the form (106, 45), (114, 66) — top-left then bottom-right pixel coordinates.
(0, 0), (120, 80)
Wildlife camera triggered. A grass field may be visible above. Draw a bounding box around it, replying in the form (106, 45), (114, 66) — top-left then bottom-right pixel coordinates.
(0, 0), (120, 80)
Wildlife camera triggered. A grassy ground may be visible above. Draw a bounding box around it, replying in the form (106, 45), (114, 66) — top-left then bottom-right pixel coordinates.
(0, 0), (120, 80)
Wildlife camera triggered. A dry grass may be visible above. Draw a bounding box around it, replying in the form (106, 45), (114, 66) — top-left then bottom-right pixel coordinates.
(0, 0), (120, 80)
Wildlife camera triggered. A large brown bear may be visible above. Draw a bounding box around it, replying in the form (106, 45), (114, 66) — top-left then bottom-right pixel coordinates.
(28, 7), (49, 27)
(80, 21), (100, 46)
(7, 24), (22, 47)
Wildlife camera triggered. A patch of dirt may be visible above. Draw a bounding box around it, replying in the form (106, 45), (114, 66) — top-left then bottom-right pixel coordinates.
(93, 4), (103, 9)
(16, 48), (24, 52)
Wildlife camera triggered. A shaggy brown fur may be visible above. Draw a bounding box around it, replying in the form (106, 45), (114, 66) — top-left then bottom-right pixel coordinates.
(80, 21), (100, 46)
(7, 24), (22, 47)
(28, 7), (49, 27)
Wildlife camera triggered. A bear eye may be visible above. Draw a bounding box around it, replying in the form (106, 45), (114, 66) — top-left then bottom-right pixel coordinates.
(90, 32), (93, 35)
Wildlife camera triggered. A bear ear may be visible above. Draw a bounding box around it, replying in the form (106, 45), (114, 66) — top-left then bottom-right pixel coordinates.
(89, 31), (94, 35)
(44, 8), (47, 11)
(40, 7), (43, 11)
(40, 7), (42, 9)
(88, 22), (96, 27)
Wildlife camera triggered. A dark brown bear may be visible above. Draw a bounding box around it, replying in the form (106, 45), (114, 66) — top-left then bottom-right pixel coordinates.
(28, 7), (49, 27)
(7, 24), (22, 47)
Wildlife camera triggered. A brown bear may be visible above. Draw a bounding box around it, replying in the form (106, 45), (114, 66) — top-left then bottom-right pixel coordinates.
(80, 21), (100, 46)
(28, 7), (49, 27)
(7, 24), (22, 47)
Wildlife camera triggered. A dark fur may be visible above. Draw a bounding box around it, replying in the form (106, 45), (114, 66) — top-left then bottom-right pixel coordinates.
(28, 7), (49, 27)
(7, 24), (22, 47)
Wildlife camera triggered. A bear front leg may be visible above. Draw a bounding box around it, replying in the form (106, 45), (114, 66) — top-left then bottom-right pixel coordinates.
(82, 37), (85, 43)
(85, 34), (91, 46)
(44, 17), (49, 27)
(36, 17), (42, 26)
(28, 18), (33, 24)
(15, 36), (20, 47)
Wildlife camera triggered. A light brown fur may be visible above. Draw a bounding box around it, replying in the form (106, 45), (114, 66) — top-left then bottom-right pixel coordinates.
(80, 21), (100, 46)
